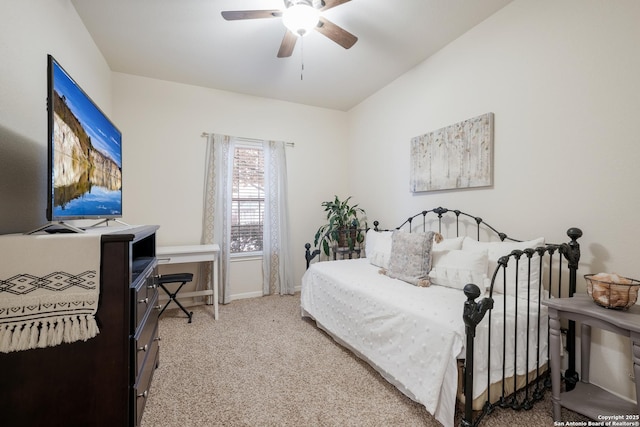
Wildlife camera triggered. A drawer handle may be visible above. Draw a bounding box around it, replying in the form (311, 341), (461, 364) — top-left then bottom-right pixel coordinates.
(138, 297), (149, 304)
(138, 344), (148, 352)
(154, 336), (162, 342)
(137, 390), (148, 399)
(154, 304), (162, 310)
(147, 283), (157, 289)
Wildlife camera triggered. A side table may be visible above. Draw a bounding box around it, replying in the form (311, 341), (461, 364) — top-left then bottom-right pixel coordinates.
(543, 295), (640, 421)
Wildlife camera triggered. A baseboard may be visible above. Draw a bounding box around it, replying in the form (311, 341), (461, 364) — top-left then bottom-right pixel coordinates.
(230, 286), (301, 301)
(228, 290), (263, 301)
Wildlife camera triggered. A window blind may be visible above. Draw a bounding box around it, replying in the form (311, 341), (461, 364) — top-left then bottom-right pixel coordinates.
(231, 146), (264, 253)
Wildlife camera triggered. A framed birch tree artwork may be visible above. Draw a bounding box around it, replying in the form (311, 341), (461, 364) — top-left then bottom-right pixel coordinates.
(410, 113), (494, 192)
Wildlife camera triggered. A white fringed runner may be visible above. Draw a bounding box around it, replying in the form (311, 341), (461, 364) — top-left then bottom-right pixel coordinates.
(0, 232), (101, 353)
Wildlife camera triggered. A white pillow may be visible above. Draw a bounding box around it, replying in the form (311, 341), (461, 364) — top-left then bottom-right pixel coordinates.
(365, 229), (393, 269)
(429, 249), (488, 290)
(433, 236), (464, 252)
(462, 237), (545, 300)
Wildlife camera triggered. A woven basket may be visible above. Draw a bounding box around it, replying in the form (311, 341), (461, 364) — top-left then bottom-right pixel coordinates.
(584, 273), (640, 310)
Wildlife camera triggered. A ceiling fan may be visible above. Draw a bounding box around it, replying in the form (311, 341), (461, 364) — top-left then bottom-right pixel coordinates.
(221, 0), (358, 58)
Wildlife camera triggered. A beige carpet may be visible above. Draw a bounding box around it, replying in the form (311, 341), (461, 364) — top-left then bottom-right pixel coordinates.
(141, 294), (590, 427)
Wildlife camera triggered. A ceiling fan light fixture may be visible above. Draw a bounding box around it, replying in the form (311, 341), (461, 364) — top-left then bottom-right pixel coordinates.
(282, 1), (320, 37)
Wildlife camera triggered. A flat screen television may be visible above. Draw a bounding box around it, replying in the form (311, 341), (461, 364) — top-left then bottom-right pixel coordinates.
(46, 54), (122, 223)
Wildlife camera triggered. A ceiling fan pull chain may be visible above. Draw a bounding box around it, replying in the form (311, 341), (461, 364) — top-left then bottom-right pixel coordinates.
(300, 37), (305, 81)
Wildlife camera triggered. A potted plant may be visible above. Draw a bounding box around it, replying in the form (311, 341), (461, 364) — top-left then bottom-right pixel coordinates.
(314, 195), (367, 257)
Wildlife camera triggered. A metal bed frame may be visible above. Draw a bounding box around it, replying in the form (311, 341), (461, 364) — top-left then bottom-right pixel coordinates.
(305, 207), (582, 427)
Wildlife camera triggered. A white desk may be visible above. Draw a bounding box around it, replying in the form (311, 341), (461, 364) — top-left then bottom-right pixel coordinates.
(156, 244), (220, 320)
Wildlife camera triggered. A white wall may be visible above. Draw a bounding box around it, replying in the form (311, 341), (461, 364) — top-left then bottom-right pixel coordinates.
(348, 0), (640, 403)
(0, 0), (112, 233)
(111, 73), (350, 297)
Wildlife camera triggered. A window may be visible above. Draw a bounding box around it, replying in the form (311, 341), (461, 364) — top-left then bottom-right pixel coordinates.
(230, 145), (264, 254)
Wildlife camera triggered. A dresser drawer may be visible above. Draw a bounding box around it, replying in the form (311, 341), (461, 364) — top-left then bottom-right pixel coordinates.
(133, 338), (159, 427)
(143, 271), (158, 301)
(134, 293), (160, 376)
(133, 266), (158, 330)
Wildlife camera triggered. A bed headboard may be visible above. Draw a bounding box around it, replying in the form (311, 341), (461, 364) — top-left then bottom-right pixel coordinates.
(377, 207), (522, 243)
(307, 206), (573, 266)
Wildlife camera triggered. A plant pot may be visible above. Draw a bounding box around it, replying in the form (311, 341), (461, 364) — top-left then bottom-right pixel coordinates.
(336, 227), (357, 249)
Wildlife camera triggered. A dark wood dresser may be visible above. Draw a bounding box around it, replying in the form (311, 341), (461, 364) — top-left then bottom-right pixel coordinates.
(0, 225), (161, 427)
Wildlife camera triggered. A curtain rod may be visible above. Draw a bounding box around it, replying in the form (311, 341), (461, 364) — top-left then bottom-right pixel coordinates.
(200, 132), (294, 147)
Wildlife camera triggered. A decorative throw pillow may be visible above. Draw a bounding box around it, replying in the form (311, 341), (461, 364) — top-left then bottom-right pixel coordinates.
(365, 229), (393, 270)
(382, 230), (436, 287)
(429, 249), (489, 290)
(462, 237), (545, 300)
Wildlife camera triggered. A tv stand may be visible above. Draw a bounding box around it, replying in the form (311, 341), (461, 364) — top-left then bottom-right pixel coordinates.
(87, 218), (130, 228)
(25, 221), (85, 235)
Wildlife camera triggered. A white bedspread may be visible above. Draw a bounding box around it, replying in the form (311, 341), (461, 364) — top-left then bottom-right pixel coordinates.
(301, 258), (548, 427)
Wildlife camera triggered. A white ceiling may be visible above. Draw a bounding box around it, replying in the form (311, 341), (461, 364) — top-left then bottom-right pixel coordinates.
(71, 0), (513, 111)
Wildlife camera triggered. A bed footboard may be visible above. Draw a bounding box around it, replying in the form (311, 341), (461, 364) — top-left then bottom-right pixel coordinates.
(462, 284), (494, 427)
(461, 227), (582, 427)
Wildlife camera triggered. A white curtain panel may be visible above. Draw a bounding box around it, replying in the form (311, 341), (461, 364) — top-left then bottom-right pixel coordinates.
(201, 133), (234, 304)
(263, 140), (295, 296)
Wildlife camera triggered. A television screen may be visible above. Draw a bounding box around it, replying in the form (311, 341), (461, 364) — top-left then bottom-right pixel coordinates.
(47, 55), (122, 221)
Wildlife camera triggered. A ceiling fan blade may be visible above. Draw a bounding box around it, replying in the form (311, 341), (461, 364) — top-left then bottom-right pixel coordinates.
(320, 0), (351, 12)
(315, 17), (357, 49)
(277, 30), (298, 58)
(221, 10), (282, 20)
